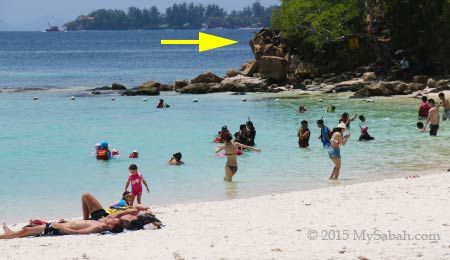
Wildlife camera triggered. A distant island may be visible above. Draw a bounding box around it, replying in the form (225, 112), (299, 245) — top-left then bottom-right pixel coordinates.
(64, 2), (278, 30)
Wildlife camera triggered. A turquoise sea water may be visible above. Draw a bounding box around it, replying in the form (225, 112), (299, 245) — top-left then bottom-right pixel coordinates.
(1, 30), (449, 223)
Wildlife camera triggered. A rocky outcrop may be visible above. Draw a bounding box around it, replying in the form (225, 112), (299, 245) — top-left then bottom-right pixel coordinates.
(259, 56), (288, 81)
(160, 84), (174, 91)
(326, 79), (369, 93)
(224, 70), (241, 78)
(412, 75), (429, 85)
(177, 75), (267, 94)
(122, 81), (160, 96)
(191, 72), (222, 84)
(240, 61), (260, 77)
(178, 83), (217, 94)
(352, 81), (426, 98)
(112, 83), (127, 90)
(174, 80), (189, 90)
(362, 72), (377, 81)
(249, 28), (286, 60)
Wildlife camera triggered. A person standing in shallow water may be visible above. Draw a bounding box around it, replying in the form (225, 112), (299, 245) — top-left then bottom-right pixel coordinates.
(215, 133), (261, 182)
(317, 119), (331, 148)
(418, 96), (430, 120)
(328, 123), (351, 180)
(424, 98), (440, 136)
(339, 112), (357, 129)
(297, 120), (310, 148)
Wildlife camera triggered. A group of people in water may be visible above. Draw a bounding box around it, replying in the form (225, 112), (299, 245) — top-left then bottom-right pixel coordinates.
(417, 93), (450, 136)
(297, 110), (373, 180)
(213, 119), (261, 181)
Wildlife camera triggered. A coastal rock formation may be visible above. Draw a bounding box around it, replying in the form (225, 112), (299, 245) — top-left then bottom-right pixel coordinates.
(122, 81), (160, 96)
(352, 81), (427, 98)
(362, 72), (377, 81)
(259, 56), (288, 81)
(174, 80), (189, 90)
(177, 75), (267, 94)
(111, 83), (127, 90)
(427, 78), (436, 88)
(220, 75), (267, 92)
(326, 79), (369, 93)
(249, 28), (286, 60)
(240, 61), (260, 77)
(159, 84), (174, 91)
(178, 83), (218, 94)
(412, 75), (429, 85)
(224, 70), (241, 78)
(191, 72), (222, 84)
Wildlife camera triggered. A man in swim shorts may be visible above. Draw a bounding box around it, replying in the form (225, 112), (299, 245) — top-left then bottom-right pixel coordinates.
(425, 98), (440, 136)
(0, 219), (123, 239)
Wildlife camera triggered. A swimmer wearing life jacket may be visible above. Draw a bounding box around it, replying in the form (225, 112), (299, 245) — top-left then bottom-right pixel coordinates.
(96, 142), (112, 160)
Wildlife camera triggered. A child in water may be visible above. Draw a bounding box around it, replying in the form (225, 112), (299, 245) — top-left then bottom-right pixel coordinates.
(124, 164), (150, 206)
(129, 150), (139, 158)
(168, 152), (184, 165)
(417, 122), (426, 133)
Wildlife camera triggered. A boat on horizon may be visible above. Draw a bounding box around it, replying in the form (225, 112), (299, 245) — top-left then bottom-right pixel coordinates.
(45, 23), (66, 32)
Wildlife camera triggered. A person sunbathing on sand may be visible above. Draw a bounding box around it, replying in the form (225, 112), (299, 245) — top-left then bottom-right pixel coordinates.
(82, 193), (161, 230)
(1, 218), (123, 239)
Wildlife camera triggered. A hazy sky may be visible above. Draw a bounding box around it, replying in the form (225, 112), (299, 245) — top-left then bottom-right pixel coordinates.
(0, 0), (279, 30)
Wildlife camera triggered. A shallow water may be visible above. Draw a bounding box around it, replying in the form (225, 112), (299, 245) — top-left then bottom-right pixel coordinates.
(1, 30), (449, 223)
(0, 91), (448, 223)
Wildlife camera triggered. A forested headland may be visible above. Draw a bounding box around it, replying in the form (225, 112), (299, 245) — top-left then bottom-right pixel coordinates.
(64, 2), (278, 30)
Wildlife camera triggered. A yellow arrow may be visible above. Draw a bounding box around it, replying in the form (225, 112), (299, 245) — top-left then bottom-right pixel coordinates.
(161, 32), (238, 52)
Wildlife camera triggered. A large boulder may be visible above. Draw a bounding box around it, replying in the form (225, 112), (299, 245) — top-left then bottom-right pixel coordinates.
(179, 83), (218, 94)
(427, 78), (436, 88)
(412, 75), (429, 85)
(250, 28), (285, 60)
(362, 72), (377, 81)
(135, 81), (160, 96)
(327, 79), (368, 93)
(112, 83), (127, 90)
(191, 72), (222, 84)
(241, 60), (260, 77)
(352, 82), (392, 98)
(159, 84), (173, 91)
(224, 70), (241, 78)
(174, 80), (189, 91)
(436, 79), (449, 87)
(259, 56), (288, 81)
(220, 75), (267, 92)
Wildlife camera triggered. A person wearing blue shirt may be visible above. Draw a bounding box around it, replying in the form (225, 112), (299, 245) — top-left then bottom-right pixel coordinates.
(317, 119), (331, 147)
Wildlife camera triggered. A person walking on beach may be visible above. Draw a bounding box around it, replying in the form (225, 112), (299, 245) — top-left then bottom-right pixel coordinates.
(124, 164), (150, 205)
(297, 120), (311, 148)
(317, 119), (331, 147)
(418, 96), (430, 120)
(438, 93), (450, 120)
(215, 133), (261, 182)
(424, 99), (440, 136)
(339, 112), (357, 129)
(328, 123), (351, 180)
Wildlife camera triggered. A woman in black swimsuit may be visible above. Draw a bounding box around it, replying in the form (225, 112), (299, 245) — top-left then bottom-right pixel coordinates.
(215, 133), (261, 182)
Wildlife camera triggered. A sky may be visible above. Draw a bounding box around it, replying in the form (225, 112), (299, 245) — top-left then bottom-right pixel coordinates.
(0, 0), (279, 30)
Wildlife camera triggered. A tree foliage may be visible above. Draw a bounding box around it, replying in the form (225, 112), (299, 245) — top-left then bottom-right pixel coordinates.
(64, 2), (279, 30)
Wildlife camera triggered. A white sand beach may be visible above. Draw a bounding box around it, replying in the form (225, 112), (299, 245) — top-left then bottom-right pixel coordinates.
(1, 172), (450, 260)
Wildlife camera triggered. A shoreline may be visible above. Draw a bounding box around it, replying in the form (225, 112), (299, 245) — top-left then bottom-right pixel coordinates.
(2, 171), (450, 260)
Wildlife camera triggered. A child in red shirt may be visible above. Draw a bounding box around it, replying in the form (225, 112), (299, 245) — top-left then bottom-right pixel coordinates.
(124, 164), (150, 206)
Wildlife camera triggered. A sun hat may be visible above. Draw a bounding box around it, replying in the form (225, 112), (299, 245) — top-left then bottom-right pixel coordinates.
(337, 123), (347, 130)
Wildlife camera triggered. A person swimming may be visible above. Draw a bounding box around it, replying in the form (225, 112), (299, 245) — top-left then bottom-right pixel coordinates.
(358, 126), (374, 141)
(96, 142), (111, 160)
(297, 105), (308, 113)
(156, 99), (170, 108)
(129, 150), (139, 158)
(417, 121), (426, 133)
(168, 152), (184, 165)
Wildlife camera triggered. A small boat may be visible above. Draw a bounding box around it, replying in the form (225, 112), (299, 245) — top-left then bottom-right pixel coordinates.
(45, 23), (65, 32)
